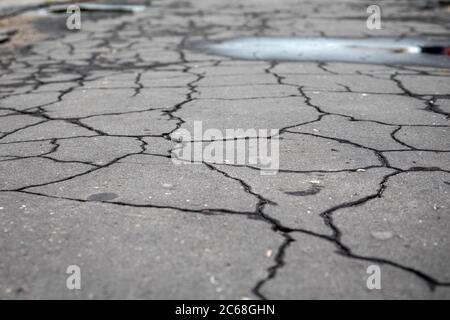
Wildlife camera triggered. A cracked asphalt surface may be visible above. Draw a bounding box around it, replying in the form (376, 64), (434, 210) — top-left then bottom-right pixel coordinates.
(0, 0), (449, 299)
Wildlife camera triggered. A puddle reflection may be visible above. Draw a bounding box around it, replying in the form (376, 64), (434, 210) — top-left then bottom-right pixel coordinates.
(40, 3), (146, 15)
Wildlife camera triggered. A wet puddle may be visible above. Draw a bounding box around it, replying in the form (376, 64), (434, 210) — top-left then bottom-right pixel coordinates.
(24, 2), (148, 40)
(191, 37), (450, 68)
(37, 3), (146, 20)
(284, 185), (322, 197)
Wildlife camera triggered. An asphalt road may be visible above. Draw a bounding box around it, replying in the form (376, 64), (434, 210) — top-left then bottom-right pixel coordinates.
(0, 0), (449, 299)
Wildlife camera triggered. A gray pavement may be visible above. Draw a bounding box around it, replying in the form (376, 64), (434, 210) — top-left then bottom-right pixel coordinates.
(0, 0), (449, 299)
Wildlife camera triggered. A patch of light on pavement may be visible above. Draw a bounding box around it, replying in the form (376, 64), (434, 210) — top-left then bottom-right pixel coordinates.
(191, 37), (450, 67)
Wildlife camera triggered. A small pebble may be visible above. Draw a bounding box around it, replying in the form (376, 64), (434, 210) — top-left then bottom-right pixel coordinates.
(371, 231), (393, 240)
